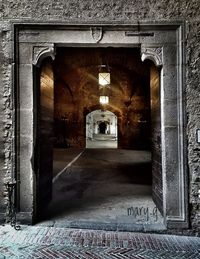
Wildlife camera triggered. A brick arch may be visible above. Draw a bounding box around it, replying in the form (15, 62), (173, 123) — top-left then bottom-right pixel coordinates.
(83, 105), (122, 119)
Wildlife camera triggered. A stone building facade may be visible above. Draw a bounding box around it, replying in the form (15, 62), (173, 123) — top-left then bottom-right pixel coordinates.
(0, 0), (199, 235)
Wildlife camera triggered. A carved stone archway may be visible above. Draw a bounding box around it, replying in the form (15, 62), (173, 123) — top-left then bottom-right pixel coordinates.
(15, 23), (188, 229)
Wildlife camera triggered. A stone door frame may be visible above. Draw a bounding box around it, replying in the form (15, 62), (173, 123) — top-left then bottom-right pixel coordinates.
(14, 22), (188, 228)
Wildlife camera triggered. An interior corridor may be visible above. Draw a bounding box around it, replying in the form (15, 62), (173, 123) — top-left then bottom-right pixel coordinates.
(36, 47), (164, 231)
(37, 148), (165, 231)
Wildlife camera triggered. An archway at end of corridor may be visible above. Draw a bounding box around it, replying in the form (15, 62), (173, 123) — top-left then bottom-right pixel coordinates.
(86, 109), (118, 149)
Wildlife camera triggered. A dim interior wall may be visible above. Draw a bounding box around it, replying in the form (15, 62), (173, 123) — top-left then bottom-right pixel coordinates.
(54, 48), (151, 149)
(150, 64), (162, 214)
(37, 59), (54, 215)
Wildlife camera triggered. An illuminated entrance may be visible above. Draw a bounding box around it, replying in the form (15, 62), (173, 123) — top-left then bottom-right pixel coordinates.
(15, 23), (188, 230)
(86, 110), (118, 149)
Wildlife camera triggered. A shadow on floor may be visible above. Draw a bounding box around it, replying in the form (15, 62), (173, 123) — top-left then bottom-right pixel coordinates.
(37, 148), (164, 230)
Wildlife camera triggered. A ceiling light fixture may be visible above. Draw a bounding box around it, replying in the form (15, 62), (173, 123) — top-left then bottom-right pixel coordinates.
(99, 96), (109, 105)
(98, 65), (110, 86)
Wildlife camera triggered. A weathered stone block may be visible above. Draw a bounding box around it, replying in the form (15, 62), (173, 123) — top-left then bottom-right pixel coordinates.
(19, 64), (33, 109)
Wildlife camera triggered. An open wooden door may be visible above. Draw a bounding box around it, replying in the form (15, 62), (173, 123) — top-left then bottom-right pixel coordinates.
(150, 65), (163, 215)
(36, 58), (54, 219)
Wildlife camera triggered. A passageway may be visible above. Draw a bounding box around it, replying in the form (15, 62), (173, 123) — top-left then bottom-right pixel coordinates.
(38, 148), (164, 230)
(36, 47), (164, 230)
(86, 110), (118, 148)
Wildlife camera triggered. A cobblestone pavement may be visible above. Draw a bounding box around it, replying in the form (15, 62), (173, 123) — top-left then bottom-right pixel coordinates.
(0, 225), (199, 258)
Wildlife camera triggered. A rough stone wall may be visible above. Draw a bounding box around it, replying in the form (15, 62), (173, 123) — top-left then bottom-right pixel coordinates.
(0, 22), (14, 220)
(0, 26), (6, 214)
(0, 0), (200, 233)
(186, 21), (200, 234)
(1, 0), (200, 21)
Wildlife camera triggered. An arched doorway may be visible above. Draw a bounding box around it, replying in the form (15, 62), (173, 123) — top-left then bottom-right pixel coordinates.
(86, 109), (118, 148)
(16, 24), (188, 230)
(34, 47), (159, 228)
(99, 122), (107, 134)
(32, 48), (166, 232)
(36, 47), (158, 227)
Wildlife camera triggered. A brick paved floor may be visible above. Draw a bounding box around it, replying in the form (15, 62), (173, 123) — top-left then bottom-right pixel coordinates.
(0, 225), (199, 258)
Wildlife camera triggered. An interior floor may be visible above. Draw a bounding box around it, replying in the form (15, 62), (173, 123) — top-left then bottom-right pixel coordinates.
(37, 148), (165, 231)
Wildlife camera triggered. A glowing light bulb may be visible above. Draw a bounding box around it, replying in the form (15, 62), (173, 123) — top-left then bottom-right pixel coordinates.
(99, 96), (109, 104)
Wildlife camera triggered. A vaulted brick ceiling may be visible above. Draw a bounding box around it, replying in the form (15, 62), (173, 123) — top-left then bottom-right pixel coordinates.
(54, 47), (150, 114)
(53, 47), (152, 149)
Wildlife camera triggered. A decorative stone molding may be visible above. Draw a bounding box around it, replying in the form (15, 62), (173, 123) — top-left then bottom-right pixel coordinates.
(90, 27), (103, 43)
(141, 46), (163, 67)
(32, 44), (56, 67)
